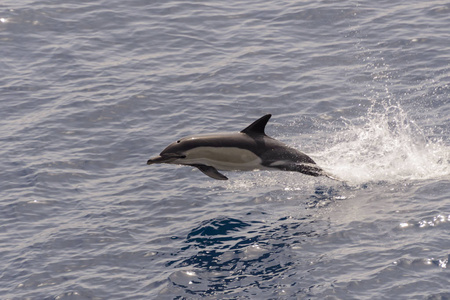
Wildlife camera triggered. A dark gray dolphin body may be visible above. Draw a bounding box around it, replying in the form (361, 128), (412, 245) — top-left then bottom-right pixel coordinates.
(147, 114), (331, 180)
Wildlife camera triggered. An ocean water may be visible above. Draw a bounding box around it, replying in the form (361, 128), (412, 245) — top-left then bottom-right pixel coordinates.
(0, 0), (449, 299)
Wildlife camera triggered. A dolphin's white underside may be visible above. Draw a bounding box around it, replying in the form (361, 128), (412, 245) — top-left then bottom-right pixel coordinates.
(175, 147), (272, 171)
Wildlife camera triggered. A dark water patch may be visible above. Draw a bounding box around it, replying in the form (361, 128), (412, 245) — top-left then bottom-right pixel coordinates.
(162, 215), (322, 298)
(185, 217), (252, 249)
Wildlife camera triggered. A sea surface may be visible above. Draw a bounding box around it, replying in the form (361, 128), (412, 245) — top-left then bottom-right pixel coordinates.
(0, 0), (449, 299)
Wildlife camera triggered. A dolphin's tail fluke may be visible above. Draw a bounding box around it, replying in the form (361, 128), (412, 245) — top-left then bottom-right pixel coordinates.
(321, 171), (344, 182)
(282, 163), (343, 181)
(278, 163), (323, 177)
(308, 165), (344, 182)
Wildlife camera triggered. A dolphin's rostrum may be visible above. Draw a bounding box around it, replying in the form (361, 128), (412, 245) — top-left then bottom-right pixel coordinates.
(147, 114), (331, 180)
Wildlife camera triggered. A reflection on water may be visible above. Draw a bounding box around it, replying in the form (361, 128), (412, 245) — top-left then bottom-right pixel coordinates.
(164, 215), (320, 297)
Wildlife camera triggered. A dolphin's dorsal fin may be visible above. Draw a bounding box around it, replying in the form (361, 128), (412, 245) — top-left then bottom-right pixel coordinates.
(241, 114), (271, 136)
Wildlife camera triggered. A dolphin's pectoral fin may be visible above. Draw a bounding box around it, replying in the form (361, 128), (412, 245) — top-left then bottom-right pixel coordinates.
(193, 164), (228, 180)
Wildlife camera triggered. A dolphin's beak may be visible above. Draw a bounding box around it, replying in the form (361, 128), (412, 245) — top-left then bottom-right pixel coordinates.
(147, 155), (168, 165)
(147, 154), (185, 165)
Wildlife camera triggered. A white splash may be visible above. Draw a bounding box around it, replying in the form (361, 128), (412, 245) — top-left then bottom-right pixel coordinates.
(316, 101), (449, 185)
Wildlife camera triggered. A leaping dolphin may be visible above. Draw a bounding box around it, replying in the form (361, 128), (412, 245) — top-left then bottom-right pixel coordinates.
(147, 114), (332, 180)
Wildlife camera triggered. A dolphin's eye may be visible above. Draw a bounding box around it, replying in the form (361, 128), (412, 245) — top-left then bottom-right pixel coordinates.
(177, 140), (181, 143)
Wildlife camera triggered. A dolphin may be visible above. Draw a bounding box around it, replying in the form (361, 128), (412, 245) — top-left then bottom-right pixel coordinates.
(147, 114), (332, 180)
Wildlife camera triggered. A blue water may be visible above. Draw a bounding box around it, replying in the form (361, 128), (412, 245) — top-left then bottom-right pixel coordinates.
(1, 0), (449, 299)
